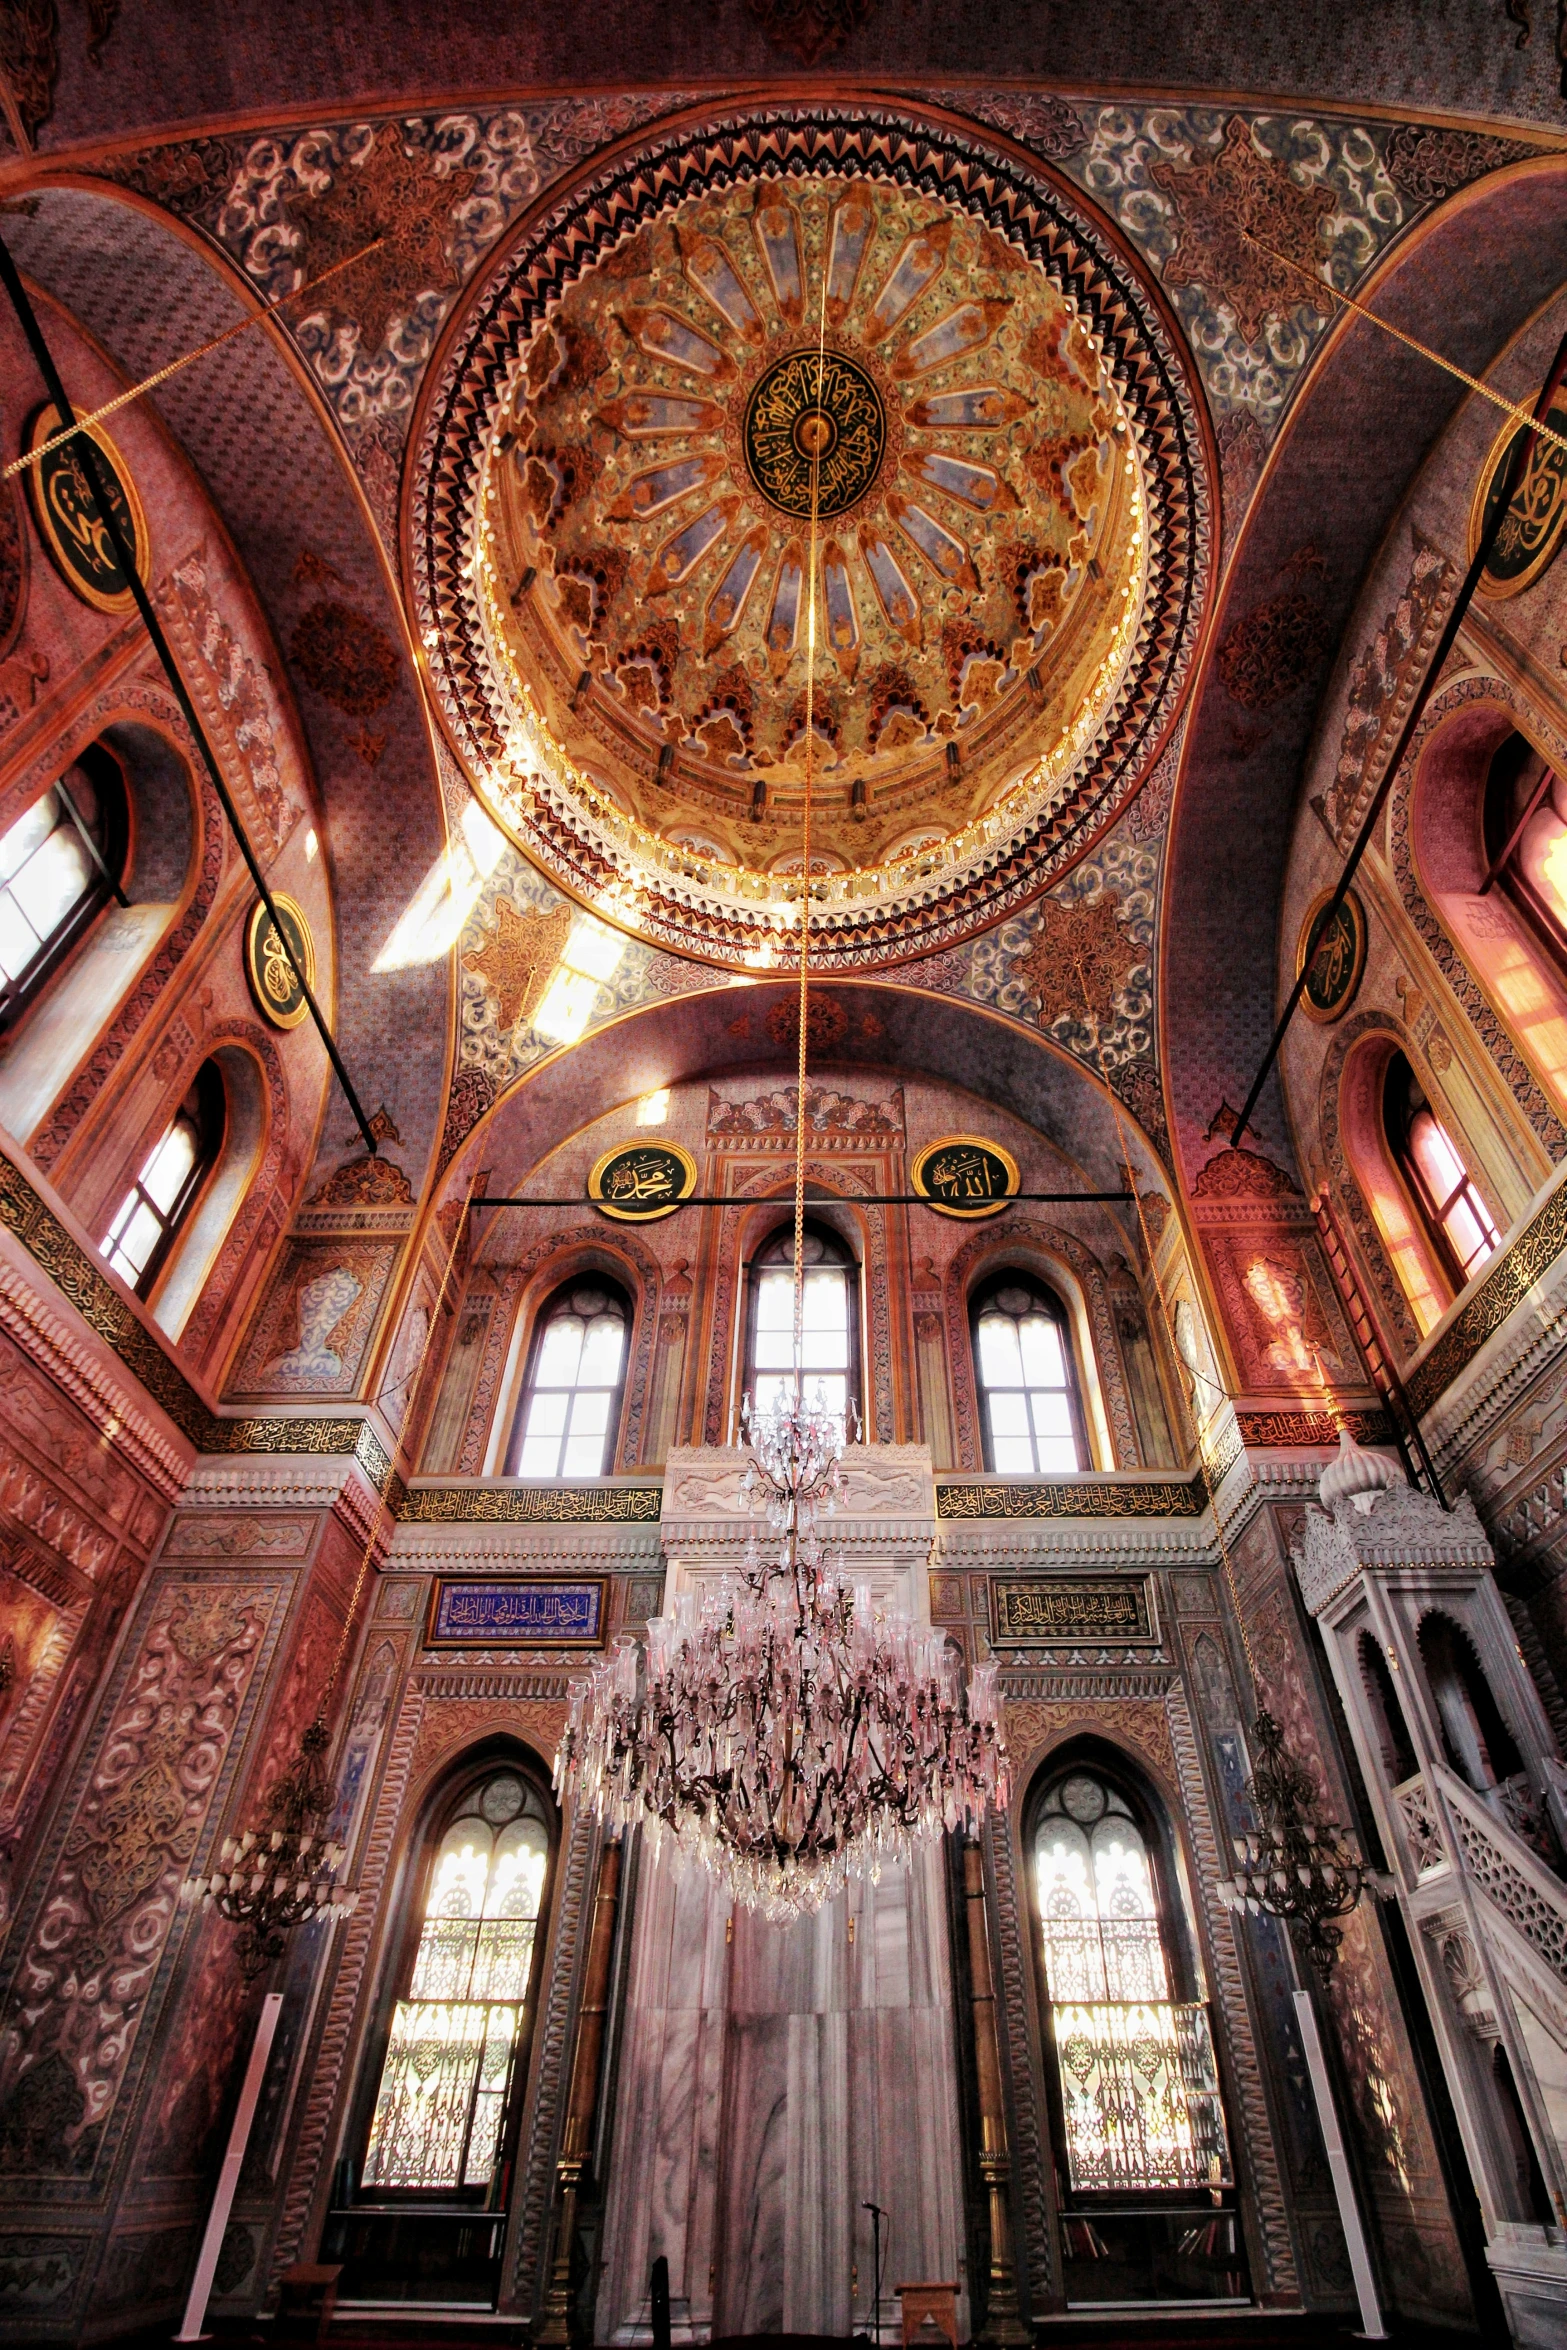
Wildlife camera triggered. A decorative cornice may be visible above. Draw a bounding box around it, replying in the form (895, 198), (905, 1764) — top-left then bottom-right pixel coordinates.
(0, 1247), (189, 1496)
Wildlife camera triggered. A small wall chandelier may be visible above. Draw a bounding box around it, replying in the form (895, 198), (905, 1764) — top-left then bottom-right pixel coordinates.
(556, 1388), (1009, 1921)
(181, 1718), (359, 1978)
(1215, 1709), (1390, 1972)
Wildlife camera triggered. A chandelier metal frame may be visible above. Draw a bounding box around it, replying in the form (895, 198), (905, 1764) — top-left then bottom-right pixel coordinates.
(1215, 1708), (1392, 1974)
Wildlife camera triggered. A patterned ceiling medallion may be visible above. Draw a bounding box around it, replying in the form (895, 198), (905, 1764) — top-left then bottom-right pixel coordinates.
(411, 103), (1213, 971)
(744, 348), (887, 518)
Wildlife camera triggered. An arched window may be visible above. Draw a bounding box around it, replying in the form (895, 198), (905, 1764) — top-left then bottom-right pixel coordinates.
(333, 1761), (555, 2304)
(971, 1272), (1087, 1472)
(0, 749), (127, 1031)
(1030, 1759), (1240, 2304)
(744, 1218), (859, 1423)
(1481, 729), (1567, 965)
(506, 1278), (630, 1477)
(1383, 1052), (1498, 1292)
(1357, 1631), (1418, 1786)
(102, 1059), (224, 1298)
(1417, 1612), (1522, 1794)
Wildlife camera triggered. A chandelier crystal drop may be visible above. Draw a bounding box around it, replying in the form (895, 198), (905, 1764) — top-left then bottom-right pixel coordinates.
(555, 1388), (1010, 1923)
(1215, 1710), (1392, 1973)
(180, 1720), (359, 1979)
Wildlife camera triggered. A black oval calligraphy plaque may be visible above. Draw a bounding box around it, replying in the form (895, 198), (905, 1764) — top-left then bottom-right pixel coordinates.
(245, 894), (315, 1031)
(910, 1134), (1020, 1219)
(1471, 390), (1567, 600)
(588, 1140), (698, 1221)
(1296, 887), (1366, 1025)
(24, 405), (147, 615)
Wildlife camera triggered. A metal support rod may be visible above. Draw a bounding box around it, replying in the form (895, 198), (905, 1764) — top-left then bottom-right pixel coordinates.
(538, 1832), (624, 2346)
(1230, 330), (1567, 1158)
(961, 1838), (1029, 2348)
(471, 1190), (1136, 1210)
(0, 233), (379, 1156)
(54, 768), (129, 908)
(1292, 1987), (1387, 2338)
(174, 1990), (283, 2342)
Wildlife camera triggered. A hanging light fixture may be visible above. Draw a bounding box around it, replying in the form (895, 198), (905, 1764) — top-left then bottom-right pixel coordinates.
(179, 1193), (483, 1979)
(555, 241), (1010, 1921)
(556, 1387), (1008, 1921)
(1215, 1708), (1392, 1973)
(180, 1719), (359, 1979)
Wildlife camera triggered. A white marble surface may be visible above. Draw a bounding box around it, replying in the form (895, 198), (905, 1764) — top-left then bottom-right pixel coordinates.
(596, 1839), (968, 2344)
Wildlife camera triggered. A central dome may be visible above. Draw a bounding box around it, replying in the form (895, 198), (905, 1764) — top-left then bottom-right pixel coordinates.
(413, 106), (1212, 969)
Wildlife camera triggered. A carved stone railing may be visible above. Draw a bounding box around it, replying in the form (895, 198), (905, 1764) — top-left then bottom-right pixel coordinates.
(1395, 1772), (1447, 1878)
(1433, 1761), (1567, 1986)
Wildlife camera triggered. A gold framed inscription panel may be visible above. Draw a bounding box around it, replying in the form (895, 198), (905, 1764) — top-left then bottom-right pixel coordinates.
(989, 1575), (1158, 1647)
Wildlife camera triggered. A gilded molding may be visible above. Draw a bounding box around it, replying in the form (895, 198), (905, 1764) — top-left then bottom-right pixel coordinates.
(1405, 1174), (1567, 1421)
(399, 1483), (662, 1524)
(936, 1476), (1204, 1519)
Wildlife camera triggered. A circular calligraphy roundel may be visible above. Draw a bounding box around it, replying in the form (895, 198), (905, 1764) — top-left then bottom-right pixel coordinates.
(1295, 887), (1366, 1025)
(743, 347), (887, 520)
(245, 894), (316, 1031)
(588, 1140), (699, 1221)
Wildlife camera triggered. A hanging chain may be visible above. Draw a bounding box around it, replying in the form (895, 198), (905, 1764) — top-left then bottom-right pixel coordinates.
(1107, 1093), (1262, 1693)
(309, 1174), (480, 1731)
(791, 239), (831, 1398)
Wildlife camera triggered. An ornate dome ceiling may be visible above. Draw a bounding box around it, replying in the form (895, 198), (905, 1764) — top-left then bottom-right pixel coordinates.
(413, 106), (1213, 969)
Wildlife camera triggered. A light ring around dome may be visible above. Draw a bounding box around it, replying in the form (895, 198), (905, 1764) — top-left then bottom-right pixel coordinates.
(411, 103), (1213, 971)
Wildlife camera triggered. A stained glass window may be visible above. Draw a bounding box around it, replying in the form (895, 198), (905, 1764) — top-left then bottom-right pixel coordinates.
(508, 1282), (629, 1478)
(1034, 1769), (1231, 2196)
(363, 1772), (550, 2192)
(972, 1275), (1086, 1473)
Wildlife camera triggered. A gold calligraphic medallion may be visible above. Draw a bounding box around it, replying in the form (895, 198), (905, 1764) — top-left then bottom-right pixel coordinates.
(245, 894), (315, 1030)
(1295, 887), (1366, 1025)
(24, 404), (148, 615)
(589, 1139), (698, 1221)
(1470, 388), (1567, 599)
(910, 1134), (1020, 1219)
(743, 347), (887, 520)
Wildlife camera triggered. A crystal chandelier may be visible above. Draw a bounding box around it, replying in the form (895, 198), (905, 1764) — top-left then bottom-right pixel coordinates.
(181, 1717), (359, 1979)
(1215, 1709), (1391, 1973)
(555, 1386), (1009, 1921)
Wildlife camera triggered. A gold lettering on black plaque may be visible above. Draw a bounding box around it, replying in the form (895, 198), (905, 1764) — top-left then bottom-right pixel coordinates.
(990, 1578), (1155, 1645)
(744, 348), (886, 520)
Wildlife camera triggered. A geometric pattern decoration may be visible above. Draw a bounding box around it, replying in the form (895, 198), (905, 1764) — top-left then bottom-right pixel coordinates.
(413, 101), (1213, 971)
